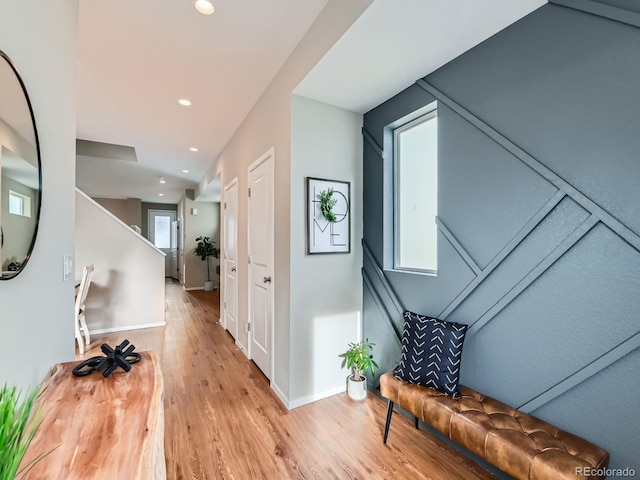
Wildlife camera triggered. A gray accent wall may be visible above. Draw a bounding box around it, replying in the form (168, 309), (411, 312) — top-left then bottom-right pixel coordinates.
(591, 0), (640, 14)
(363, 3), (639, 474)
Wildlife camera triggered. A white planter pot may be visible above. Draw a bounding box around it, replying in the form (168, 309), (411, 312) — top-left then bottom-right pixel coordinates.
(204, 281), (214, 291)
(347, 375), (367, 400)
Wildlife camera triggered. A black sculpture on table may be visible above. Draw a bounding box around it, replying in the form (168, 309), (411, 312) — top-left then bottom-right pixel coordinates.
(72, 339), (141, 377)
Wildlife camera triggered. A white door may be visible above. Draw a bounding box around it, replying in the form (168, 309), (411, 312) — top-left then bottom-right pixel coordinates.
(148, 209), (176, 276)
(223, 179), (239, 343)
(248, 148), (274, 379)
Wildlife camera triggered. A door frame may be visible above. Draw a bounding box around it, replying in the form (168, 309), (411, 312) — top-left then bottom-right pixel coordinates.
(247, 147), (275, 378)
(222, 177), (239, 345)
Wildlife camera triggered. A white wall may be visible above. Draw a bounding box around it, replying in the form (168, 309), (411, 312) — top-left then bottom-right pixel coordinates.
(0, 1), (79, 387)
(75, 190), (166, 333)
(289, 95), (363, 406)
(198, 0), (372, 405)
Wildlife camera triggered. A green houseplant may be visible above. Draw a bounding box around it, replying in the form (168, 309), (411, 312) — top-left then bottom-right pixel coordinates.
(339, 338), (378, 400)
(194, 236), (220, 291)
(0, 384), (43, 480)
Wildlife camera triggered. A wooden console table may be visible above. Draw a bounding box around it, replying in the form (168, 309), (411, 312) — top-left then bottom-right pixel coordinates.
(21, 351), (165, 479)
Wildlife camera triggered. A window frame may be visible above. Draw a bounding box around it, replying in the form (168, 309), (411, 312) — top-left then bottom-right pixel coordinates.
(392, 108), (438, 275)
(8, 190), (32, 218)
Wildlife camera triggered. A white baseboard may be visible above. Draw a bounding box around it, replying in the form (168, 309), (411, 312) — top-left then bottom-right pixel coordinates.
(270, 381), (290, 409)
(287, 384), (346, 410)
(183, 286), (204, 291)
(236, 341), (248, 357)
(90, 321), (166, 335)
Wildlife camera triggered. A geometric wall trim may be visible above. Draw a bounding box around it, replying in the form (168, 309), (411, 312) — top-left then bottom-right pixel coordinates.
(364, 76), (640, 439)
(363, 4), (640, 471)
(364, 169), (640, 446)
(364, 69), (640, 421)
(437, 191), (566, 319)
(437, 217), (481, 276)
(466, 214), (598, 336)
(362, 127), (383, 158)
(550, 0), (640, 29)
(364, 208), (640, 417)
(416, 78), (640, 256)
(415, 79), (640, 411)
(362, 240), (403, 338)
(519, 329), (640, 413)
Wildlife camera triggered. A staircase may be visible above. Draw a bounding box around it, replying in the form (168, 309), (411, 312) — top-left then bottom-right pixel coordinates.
(75, 188), (166, 334)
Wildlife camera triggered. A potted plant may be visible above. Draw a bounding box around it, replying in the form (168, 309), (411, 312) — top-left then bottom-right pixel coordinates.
(0, 384), (44, 479)
(194, 236), (219, 291)
(339, 338), (378, 400)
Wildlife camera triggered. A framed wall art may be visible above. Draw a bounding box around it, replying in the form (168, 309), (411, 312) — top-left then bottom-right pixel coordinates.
(306, 177), (350, 254)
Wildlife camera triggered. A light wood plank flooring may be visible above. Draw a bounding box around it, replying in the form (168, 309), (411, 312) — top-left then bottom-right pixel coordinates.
(79, 280), (495, 480)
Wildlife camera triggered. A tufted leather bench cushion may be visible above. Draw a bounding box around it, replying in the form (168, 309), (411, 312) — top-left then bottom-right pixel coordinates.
(380, 372), (609, 480)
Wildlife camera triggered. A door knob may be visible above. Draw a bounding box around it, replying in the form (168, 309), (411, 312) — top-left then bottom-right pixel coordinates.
(263, 276), (272, 284)
(231, 267), (236, 272)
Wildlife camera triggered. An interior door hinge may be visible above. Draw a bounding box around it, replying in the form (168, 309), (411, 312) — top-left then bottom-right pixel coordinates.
(247, 323), (251, 332)
(223, 301), (226, 310)
(224, 202), (227, 209)
(248, 255), (252, 264)
(248, 187), (251, 198)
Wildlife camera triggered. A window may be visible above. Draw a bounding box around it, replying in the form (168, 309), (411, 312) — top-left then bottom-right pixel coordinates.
(153, 215), (171, 249)
(394, 109), (438, 273)
(8, 190), (31, 218)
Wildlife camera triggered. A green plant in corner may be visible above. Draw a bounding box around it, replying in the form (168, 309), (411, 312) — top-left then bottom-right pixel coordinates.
(194, 236), (220, 282)
(317, 188), (338, 222)
(339, 338), (379, 382)
(0, 384), (45, 480)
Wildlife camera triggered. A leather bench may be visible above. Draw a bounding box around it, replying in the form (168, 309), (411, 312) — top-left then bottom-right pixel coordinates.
(380, 372), (609, 480)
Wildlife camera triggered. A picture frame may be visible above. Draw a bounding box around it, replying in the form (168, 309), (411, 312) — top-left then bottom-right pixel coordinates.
(306, 177), (350, 254)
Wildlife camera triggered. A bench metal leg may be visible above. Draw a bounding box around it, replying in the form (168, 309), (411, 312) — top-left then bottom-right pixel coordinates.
(415, 416), (419, 429)
(383, 400), (394, 444)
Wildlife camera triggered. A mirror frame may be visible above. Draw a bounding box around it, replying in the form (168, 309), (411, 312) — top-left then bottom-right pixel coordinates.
(0, 50), (42, 280)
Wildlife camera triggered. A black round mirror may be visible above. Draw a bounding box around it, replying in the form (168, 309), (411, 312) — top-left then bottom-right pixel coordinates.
(0, 51), (41, 280)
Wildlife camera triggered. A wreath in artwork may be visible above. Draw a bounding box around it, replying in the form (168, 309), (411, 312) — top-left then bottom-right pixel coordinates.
(318, 188), (338, 222)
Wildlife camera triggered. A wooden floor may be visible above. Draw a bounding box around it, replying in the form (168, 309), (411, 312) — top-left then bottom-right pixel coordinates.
(80, 280), (495, 480)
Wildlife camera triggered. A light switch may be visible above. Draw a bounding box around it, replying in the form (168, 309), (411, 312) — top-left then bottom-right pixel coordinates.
(63, 255), (73, 281)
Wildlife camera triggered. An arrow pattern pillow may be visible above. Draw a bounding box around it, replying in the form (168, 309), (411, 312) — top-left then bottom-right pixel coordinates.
(393, 311), (468, 398)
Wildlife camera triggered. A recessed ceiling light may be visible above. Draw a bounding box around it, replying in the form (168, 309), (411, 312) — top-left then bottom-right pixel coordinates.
(158, 193), (165, 197)
(195, 0), (215, 15)
(159, 177), (167, 184)
(182, 169), (190, 173)
(178, 99), (191, 106)
(189, 147), (199, 152)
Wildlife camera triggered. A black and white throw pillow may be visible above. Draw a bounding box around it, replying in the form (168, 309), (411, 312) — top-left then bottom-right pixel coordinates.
(394, 311), (467, 398)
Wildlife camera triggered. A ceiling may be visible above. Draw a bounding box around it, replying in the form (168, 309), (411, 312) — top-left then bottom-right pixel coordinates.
(296, 0), (547, 114)
(76, 0), (546, 205)
(75, 0), (329, 204)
